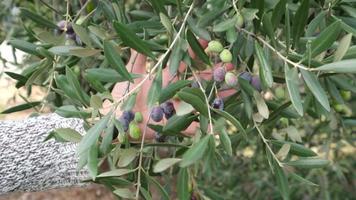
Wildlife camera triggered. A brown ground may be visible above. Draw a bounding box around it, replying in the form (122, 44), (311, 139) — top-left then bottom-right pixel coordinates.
(0, 185), (116, 200)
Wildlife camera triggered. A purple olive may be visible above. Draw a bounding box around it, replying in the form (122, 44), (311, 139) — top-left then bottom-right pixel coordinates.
(151, 106), (164, 122)
(56, 20), (74, 34)
(239, 71), (252, 82)
(118, 117), (129, 132)
(161, 101), (176, 119)
(212, 98), (224, 110)
(213, 67), (226, 82)
(122, 110), (135, 122)
(251, 76), (262, 92)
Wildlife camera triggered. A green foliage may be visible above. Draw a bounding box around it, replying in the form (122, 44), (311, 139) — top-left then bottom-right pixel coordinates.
(1, 0), (356, 199)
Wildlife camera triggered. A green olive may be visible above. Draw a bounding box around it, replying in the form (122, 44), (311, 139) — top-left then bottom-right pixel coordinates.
(129, 122), (141, 139)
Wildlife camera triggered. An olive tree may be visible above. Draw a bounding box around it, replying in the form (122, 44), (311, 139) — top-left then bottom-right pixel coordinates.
(1, 0), (356, 199)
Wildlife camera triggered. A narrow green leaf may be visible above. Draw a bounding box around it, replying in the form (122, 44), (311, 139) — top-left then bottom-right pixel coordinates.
(103, 41), (133, 82)
(77, 113), (111, 155)
(1, 101), (41, 114)
(273, 160), (290, 200)
(330, 76), (356, 93)
(140, 187), (152, 200)
(272, 0), (287, 28)
(55, 105), (91, 118)
(159, 80), (192, 103)
(169, 39), (183, 75)
(117, 148), (137, 167)
(54, 74), (83, 104)
(285, 4), (291, 53)
(98, 1), (116, 21)
(20, 8), (57, 29)
(177, 88), (209, 117)
(262, 12), (277, 47)
(5, 72), (27, 84)
(315, 59), (356, 73)
(90, 95), (102, 109)
(113, 188), (135, 199)
(69, 48), (100, 57)
(160, 13), (173, 35)
(8, 39), (40, 56)
(290, 173), (319, 186)
(163, 113), (198, 133)
(26, 59), (51, 87)
(45, 128), (82, 143)
(186, 29), (210, 65)
(286, 157), (330, 168)
(270, 140), (317, 157)
(213, 15), (237, 32)
(180, 135), (211, 167)
(334, 33), (353, 62)
(113, 21), (154, 58)
(305, 11), (326, 37)
(86, 68), (140, 83)
(72, 24), (92, 47)
(285, 65), (303, 116)
(121, 92), (138, 111)
(177, 168), (189, 200)
(66, 67), (90, 105)
(219, 128), (233, 156)
(88, 144), (99, 179)
(341, 5), (356, 18)
(187, 17), (211, 41)
(100, 125), (114, 154)
(212, 109), (247, 139)
(309, 20), (341, 57)
(255, 42), (273, 87)
(326, 78), (344, 104)
(253, 91), (269, 119)
(292, 0), (310, 47)
(97, 168), (133, 178)
(145, 174), (169, 200)
(300, 69), (330, 111)
(147, 66), (162, 108)
(154, 158), (181, 173)
(147, 0), (167, 15)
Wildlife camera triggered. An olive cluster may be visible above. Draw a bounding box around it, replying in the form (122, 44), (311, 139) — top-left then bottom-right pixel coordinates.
(114, 101), (176, 141)
(204, 40), (262, 110)
(116, 110), (143, 140)
(151, 101), (176, 122)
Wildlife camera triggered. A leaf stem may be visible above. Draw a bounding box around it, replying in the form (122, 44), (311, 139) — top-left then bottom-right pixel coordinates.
(239, 27), (310, 71)
(254, 121), (283, 167)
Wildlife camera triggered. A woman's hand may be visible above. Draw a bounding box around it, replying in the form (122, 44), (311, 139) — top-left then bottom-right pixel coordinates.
(102, 46), (235, 140)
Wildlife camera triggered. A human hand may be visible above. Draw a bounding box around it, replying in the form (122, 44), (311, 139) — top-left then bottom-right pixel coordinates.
(102, 40), (236, 140)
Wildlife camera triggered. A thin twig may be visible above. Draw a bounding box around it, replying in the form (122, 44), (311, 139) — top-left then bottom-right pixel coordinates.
(39, 0), (64, 15)
(254, 121), (283, 167)
(39, 56), (58, 112)
(189, 67), (214, 135)
(132, 3), (196, 199)
(135, 115), (151, 199)
(73, 0), (92, 22)
(239, 28), (310, 71)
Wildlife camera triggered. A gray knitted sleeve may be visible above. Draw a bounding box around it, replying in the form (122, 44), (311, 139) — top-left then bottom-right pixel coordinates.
(0, 114), (89, 194)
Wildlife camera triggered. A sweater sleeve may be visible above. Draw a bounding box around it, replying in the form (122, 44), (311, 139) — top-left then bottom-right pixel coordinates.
(0, 114), (89, 194)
